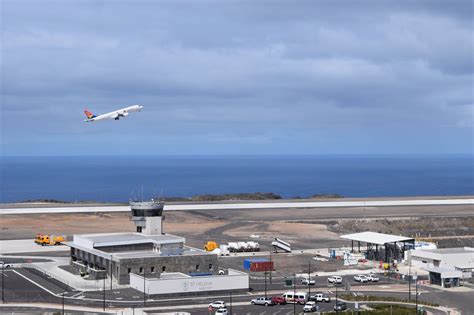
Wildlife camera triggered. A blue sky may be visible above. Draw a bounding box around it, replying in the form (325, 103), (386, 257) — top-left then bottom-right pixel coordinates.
(1, 0), (473, 156)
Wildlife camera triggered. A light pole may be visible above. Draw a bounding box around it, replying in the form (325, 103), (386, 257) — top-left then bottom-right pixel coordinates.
(229, 290), (233, 315)
(293, 274), (296, 315)
(264, 270), (267, 298)
(408, 263), (411, 301)
(103, 275), (106, 311)
(1, 261), (4, 303)
(269, 251), (272, 284)
(308, 261), (311, 298)
(143, 268), (146, 308)
(62, 292), (65, 315)
(414, 273), (418, 314)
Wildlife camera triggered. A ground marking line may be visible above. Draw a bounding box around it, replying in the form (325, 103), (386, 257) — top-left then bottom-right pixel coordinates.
(12, 270), (57, 296)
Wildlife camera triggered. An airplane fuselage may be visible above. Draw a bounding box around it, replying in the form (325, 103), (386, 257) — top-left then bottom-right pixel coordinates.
(84, 105), (143, 122)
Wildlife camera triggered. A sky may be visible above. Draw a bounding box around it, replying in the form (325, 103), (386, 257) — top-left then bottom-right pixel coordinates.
(1, 0), (473, 156)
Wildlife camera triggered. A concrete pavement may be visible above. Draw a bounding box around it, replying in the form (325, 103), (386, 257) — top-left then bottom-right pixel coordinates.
(1, 197), (473, 214)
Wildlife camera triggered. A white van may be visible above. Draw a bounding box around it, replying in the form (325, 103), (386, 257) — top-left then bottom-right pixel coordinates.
(282, 291), (308, 304)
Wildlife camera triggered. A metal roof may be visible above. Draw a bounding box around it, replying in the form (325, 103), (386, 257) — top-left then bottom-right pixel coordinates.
(340, 231), (414, 245)
(73, 232), (185, 248)
(425, 267), (463, 278)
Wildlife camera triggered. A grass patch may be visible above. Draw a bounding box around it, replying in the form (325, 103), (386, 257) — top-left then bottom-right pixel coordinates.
(340, 294), (439, 307)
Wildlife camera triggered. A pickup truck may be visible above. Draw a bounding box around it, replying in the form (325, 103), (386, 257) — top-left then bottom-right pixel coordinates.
(250, 297), (274, 306)
(310, 293), (331, 303)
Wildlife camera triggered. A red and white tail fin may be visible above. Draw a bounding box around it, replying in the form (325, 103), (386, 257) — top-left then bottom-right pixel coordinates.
(84, 109), (96, 119)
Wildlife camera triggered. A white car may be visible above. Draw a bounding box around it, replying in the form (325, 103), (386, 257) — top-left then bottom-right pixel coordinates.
(302, 278), (316, 285)
(303, 301), (319, 312)
(354, 275), (369, 283)
(215, 308), (228, 315)
(209, 301), (226, 308)
(311, 293), (331, 303)
(367, 274), (379, 282)
(327, 275), (343, 284)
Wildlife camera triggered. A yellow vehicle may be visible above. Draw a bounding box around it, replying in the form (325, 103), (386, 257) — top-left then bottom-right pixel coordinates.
(35, 234), (65, 246)
(204, 241), (219, 251)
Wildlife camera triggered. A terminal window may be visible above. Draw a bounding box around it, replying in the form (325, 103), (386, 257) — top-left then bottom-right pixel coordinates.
(139, 267), (143, 273)
(127, 268), (131, 274)
(151, 266), (155, 273)
(195, 264), (200, 271)
(162, 266), (166, 272)
(209, 264), (213, 270)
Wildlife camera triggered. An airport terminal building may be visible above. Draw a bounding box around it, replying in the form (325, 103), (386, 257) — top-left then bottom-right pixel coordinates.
(67, 200), (219, 285)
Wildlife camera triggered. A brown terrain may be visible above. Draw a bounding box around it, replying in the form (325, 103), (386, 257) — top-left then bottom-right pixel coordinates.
(1, 204), (473, 250)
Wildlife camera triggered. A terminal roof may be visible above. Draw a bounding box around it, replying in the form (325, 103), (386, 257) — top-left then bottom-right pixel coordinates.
(340, 231), (414, 245)
(74, 232), (184, 248)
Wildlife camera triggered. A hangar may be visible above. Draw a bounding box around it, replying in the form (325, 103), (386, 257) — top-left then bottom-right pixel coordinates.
(341, 231), (415, 263)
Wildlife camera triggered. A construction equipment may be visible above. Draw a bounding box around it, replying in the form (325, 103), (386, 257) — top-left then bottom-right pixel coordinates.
(35, 234), (65, 246)
(272, 238), (291, 253)
(204, 241), (219, 251)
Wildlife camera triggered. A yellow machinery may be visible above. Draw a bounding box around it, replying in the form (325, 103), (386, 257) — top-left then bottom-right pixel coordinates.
(204, 241), (219, 251)
(35, 234), (65, 246)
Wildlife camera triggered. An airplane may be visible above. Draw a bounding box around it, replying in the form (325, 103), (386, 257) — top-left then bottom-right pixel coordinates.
(83, 105), (144, 122)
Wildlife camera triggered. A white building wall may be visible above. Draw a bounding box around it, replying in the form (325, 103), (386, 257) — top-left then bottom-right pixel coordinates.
(143, 217), (163, 235)
(130, 269), (249, 294)
(409, 248), (474, 279)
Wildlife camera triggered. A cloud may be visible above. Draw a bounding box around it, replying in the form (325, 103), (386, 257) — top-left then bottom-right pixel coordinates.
(0, 0), (472, 155)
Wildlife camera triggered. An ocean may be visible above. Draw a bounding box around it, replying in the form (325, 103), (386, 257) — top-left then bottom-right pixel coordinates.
(0, 155), (473, 203)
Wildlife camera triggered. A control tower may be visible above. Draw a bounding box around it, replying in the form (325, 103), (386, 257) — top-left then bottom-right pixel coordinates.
(130, 199), (165, 235)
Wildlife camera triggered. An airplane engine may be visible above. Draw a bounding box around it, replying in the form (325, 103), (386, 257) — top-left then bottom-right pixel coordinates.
(121, 112), (129, 117)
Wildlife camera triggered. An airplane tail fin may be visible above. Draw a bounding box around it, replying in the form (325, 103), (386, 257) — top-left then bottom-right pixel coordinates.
(84, 109), (96, 119)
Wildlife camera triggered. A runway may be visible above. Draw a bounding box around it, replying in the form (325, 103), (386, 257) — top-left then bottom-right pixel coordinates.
(1, 197), (473, 214)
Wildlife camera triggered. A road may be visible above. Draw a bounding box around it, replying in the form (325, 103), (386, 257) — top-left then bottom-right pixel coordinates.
(1, 197), (473, 214)
(0, 266), (466, 314)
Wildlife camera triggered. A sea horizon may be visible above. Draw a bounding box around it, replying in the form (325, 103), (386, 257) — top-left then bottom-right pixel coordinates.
(1, 154), (473, 203)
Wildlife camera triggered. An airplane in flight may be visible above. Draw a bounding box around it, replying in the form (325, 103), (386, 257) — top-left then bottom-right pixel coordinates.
(84, 105), (144, 122)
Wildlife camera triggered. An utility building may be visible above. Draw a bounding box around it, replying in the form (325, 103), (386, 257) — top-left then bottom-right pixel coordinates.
(409, 247), (474, 287)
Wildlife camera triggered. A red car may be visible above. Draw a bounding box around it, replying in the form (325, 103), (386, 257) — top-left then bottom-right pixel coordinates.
(271, 296), (287, 305)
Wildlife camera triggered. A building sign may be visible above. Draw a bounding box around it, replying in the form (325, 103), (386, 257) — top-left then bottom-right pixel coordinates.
(182, 279), (214, 292)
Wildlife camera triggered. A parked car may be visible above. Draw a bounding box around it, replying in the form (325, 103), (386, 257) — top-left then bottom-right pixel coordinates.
(209, 301), (226, 309)
(334, 301), (347, 311)
(309, 293), (331, 303)
(367, 274), (379, 282)
(302, 278), (316, 285)
(303, 301), (319, 312)
(215, 308), (228, 315)
(250, 297), (274, 306)
(354, 275), (369, 283)
(327, 275), (343, 284)
(271, 296), (287, 305)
